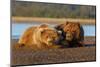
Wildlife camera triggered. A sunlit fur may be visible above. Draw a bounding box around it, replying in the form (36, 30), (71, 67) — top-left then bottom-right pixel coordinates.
(18, 24), (60, 49)
(63, 22), (81, 41)
(41, 29), (59, 46)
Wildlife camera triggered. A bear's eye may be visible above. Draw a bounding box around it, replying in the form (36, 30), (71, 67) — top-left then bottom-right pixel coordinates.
(41, 31), (44, 34)
(46, 36), (49, 38)
(65, 29), (69, 32)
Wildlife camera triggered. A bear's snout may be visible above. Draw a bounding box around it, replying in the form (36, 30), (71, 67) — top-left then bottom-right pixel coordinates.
(53, 39), (59, 45)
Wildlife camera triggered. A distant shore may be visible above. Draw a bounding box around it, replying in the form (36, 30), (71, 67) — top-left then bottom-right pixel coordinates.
(12, 17), (96, 25)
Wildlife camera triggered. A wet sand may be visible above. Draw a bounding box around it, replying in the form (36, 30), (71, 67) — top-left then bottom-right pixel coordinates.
(11, 36), (96, 66)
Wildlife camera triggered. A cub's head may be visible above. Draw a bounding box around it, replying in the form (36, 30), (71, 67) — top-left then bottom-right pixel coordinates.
(40, 28), (60, 46)
(55, 22), (81, 41)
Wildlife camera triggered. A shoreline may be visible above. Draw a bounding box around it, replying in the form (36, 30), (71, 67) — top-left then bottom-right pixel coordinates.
(12, 17), (96, 25)
(11, 36), (96, 46)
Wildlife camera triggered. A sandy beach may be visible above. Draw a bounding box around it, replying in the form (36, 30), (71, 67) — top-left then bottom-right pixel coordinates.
(11, 36), (96, 66)
(12, 17), (96, 25)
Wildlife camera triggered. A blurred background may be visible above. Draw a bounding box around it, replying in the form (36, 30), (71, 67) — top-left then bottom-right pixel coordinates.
(11, 0), (96, 43)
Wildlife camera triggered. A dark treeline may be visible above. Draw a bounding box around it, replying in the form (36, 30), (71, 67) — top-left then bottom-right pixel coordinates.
(12, 1), (96, 19)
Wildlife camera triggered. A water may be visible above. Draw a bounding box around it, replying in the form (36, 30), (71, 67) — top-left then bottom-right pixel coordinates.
(12, 22), (95, 39)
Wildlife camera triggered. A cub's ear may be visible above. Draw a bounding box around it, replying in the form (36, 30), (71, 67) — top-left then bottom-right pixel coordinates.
(38, 28), (44, 33)
(39, 24), (49, 28)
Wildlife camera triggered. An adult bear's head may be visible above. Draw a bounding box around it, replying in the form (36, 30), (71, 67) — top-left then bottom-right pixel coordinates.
(55, 21), (84, 42)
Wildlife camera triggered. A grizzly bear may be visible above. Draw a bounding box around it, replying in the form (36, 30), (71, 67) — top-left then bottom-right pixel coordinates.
(18, 24), (61, 49)
(55, 21), (84, 47)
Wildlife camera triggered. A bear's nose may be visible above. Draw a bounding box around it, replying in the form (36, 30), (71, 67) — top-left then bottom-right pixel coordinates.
(66, 33), (73, 41)
(52, 37), (56, 41)
(53, 39), (60, 45)
(66, 33), (72, 38)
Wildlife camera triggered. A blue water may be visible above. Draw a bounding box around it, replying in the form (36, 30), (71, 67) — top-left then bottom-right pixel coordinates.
(12, 22), (95, 39)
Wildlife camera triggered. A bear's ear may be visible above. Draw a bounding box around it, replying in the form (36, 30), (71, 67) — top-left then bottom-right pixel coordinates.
(39, 24), (49, 28)
(39, 28), (47, 35)
(66, 21), (69, 24)
(38, 28), (44, 33)
(76, 22), (80, 27)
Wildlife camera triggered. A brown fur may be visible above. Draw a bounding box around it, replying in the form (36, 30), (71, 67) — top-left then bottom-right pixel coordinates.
(55, 21), (84, 47)
(18, 24), (61, 49)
